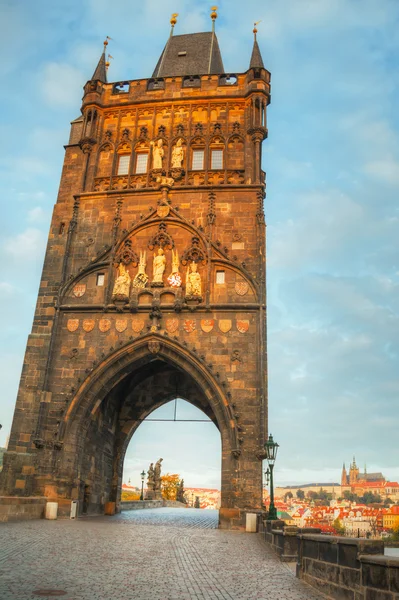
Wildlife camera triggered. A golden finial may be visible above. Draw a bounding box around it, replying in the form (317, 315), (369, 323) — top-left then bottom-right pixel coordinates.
(253, 20), (261, 40)
(103, 36), (112, 52)
(170, 13), (178, 36)
(106, 54), (113, 72)
(211, 6), (218, 32)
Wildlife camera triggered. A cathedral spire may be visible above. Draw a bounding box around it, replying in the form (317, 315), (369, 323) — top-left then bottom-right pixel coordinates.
(250, 22), (265, 70)
(91, 37), (110, 83)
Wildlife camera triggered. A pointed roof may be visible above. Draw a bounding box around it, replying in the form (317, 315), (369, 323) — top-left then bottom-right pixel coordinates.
(152, 32), (224, 78)
(91, 51), (107, 83)
(250, 39), (265, 69)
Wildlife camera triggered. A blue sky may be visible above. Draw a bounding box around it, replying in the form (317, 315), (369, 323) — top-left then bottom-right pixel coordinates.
(0, 0), (398, 489)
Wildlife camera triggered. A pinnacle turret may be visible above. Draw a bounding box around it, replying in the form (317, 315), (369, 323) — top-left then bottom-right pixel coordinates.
(91, 50), (107, 83)
(250, 23), (265, 70)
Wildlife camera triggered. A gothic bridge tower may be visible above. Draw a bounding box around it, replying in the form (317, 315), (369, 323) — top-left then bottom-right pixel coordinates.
(0, 14), (271, 529)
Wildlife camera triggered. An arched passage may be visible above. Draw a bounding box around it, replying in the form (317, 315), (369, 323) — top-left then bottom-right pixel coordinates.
(122, 399), (222, 505)
(57, 335), (239, 521)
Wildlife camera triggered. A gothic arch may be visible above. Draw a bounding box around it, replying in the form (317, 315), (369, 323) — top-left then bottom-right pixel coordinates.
(60, 333), (239, 453)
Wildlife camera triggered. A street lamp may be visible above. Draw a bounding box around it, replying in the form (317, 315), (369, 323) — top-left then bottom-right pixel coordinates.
(264, 433), (279, 520)
(140, 470), (145, 501)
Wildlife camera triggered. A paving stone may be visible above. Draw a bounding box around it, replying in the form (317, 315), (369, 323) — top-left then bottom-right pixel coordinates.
(0, 508), (324, 599)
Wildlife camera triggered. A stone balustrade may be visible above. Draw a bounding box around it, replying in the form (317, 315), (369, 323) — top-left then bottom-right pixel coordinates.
(263, 520), (399, 599)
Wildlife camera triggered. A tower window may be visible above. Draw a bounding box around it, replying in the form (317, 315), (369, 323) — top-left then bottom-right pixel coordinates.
(117, 155), (130, 175)
(211, 149), (223, 170)
(192, 149), (204, 170)
(216, 270), (225, 284)
(97, 273), (105, 286)
(135, 153), (148, 174)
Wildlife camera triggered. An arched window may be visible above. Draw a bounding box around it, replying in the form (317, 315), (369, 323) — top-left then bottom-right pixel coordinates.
(117, 155), (130, 175)
(135, 153), (149, 174)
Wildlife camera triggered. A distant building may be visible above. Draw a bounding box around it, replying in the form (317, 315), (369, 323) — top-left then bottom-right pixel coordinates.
(341, 457), (385, 486)
(382, 506), (399, 531)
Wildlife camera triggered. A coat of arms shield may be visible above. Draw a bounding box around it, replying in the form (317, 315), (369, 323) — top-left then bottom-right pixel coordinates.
(237, 320), (250, 334)
(82, 319), (95, 332)
(132, 318), (145, 333)
(99, 318), (111, 332)
(218, 319), (232, 333)
(116, 319), (127, 333)
(201, 319), (214, 333)
(183, 319), (196, 333)
(72, 283), (86, 298)
(165, 318), (179, 333)
(67, 319), (79, 332)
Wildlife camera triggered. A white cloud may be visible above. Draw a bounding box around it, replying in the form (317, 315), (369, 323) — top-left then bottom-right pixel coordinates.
(27, 206), (46, 223)
(41, 62), (84, 109)
(364, 158), (399, 185)
(4, 228), (46, 261)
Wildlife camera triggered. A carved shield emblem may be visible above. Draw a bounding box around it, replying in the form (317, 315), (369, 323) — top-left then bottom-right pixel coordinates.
(99, 318), (111, 332)
(237, 320), (250, 334)
(82, 319), (95, 332)
(165, 318), (179, 333)
(72, 283), (86, 298)
(201, 319), (214, 333)
(235, 281), (249, 296)
(148, 340), (161, 354)
(132, 318), (145, 333)
(157, 204), (170, 218)
(218, 320), (232, 333)
(183, 319), (196, 333)
(67, 319), (79, 332)
(116, 319), (127, 333)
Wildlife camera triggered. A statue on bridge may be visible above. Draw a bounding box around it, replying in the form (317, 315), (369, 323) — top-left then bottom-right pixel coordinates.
(154, 457), (163, 499)
(146, 463), (155, 500)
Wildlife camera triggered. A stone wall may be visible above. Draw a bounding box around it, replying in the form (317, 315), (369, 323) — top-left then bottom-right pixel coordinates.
(297, 533), (399, 600)
(0, 496), (46, 522)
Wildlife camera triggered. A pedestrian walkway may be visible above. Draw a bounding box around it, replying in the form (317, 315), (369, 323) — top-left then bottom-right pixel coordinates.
(0, 508), (325, 600)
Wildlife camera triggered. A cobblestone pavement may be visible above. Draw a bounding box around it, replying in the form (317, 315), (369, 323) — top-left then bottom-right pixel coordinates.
(0, 508), (325, 600)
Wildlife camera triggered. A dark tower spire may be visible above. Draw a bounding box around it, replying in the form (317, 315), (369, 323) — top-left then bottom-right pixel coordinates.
(250, 22), (265, 69)
(91, 38), (110, 83)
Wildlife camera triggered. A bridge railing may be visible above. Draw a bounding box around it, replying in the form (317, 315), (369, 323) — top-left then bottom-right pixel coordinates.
(263, 520), (399, 600)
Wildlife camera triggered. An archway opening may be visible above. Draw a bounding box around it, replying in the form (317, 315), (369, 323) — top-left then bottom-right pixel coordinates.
(122, 399), (222, 508)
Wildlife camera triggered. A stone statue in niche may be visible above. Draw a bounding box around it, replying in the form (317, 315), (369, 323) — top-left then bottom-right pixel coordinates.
(133, 251), (149, 288)
(146, 462), (155, 500)
(154, 457), (163, 499)
(167, 249), (182, 287)
(185, 261), (202, 299)
(151, 139), (164, 170)
(112, 263), (131, 301)
(151, 248), (166, 286)
(171, 138), (184, 168)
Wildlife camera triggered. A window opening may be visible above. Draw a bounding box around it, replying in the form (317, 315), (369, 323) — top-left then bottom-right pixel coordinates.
(97, 273), (105, 286)
(216, 270), (225, 284)
(211, 149), (223, 169)
(135, 153), (148, 174)
(192, 149), (204, 170)
(117, 155), (130, 175)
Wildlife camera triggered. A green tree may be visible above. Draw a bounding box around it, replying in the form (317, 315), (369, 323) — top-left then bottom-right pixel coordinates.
(333, 517), (345, 535)
(384, 497), (393, 506)
(296, 489), (305, 500)
(194, 496), (200, 509)
(284, 491), (293, 501)
(307, 491), (318, 500)
(360, 492), (382, 504)
(343, 490), (360, 503)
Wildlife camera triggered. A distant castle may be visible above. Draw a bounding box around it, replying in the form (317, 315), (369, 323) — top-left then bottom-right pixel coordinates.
(341, 457), (385, 486)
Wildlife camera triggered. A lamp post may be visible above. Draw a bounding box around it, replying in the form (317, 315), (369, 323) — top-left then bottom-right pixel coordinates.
(264, 433), (279, 520)
(140, 470), (145, 501)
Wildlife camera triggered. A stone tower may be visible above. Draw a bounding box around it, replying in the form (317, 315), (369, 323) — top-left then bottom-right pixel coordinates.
(341, 462), (348, 486)
(0, 14), (271, 529)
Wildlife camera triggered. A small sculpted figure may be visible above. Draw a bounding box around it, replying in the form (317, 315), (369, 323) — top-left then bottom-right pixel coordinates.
(185, 261), (201, 297)
(151, 139), (164, 170)
(167, 249), (182, 287)
(112, 263), (131, 299)
(171, 138), (184, 168)
(152, 248), (166, 284)
(133, 251), (149, 288)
